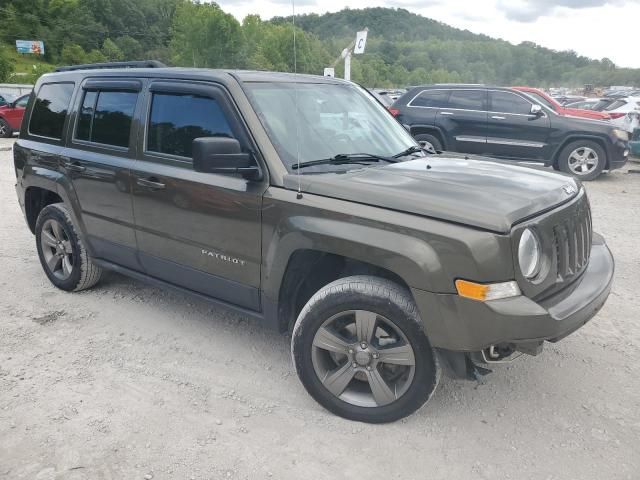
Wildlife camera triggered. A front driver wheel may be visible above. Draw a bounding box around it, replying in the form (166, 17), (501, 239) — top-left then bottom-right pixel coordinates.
(557, 140), (606, 181)
(291, 276), (440, 423)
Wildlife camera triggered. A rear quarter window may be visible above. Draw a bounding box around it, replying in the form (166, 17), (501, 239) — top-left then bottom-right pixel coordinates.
(29, 82), (75, 139)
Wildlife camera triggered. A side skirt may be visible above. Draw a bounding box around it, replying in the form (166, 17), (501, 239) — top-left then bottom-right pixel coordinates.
(92, 258), (267, 324)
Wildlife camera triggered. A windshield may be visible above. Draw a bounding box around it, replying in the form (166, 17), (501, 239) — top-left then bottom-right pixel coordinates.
(244, 82), (417, 172)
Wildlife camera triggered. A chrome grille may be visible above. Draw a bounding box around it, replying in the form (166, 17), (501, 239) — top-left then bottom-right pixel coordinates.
(553, 203), (592, 282)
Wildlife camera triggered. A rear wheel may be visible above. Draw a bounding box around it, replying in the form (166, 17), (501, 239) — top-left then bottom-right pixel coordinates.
(557, 140), (606, 181)
(35, 203), (103, 291)
(291, 276), (440, 423)
(0, 118), (11, 138)
(414, 133), (443, 151)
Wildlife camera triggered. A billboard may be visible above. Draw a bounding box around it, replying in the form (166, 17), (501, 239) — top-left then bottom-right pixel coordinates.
(16, 40), (44, 55)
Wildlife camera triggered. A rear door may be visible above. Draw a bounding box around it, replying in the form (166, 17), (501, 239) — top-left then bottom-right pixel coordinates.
(486, 90), (551, 161)
(61, 79), (142, 269)
(131, 80), (266, 310)
(435, 89), (488, 154)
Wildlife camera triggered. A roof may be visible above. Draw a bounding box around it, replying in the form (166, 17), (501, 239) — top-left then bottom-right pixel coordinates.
(43, 64), (349, 86)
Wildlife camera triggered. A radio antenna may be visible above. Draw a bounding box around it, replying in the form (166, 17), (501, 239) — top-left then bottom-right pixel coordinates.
(292, 0), (302, 199)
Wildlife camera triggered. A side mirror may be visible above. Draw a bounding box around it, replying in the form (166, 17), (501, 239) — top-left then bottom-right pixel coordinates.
(531, 104), (543, 116)
(192, 137), (261, 180)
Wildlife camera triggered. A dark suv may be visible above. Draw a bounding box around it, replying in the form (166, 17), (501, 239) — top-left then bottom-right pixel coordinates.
(14, 62), (614, 423)
(391, 85), (630, 180)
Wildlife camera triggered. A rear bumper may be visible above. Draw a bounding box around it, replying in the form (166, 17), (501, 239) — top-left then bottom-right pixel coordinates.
(413, 233), (614, 352)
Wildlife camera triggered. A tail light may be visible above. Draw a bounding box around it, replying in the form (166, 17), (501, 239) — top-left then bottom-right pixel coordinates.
(608, 112), (626, 119)
(388, 107), (400, 117)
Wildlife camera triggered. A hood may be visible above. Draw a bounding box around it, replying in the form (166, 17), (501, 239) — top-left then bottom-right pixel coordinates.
(562, 107), (609, 120)
(284, 155), (580, 233)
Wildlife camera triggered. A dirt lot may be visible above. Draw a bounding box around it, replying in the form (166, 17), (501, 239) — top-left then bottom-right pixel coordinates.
(1, 137), (638, 480)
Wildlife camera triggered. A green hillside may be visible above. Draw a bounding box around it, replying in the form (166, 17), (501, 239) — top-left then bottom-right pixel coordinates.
(0, 1), (638, 88)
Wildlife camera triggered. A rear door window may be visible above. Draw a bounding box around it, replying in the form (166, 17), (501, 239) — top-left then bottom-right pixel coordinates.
(75, 90), (138, 148)
(29, 83), (75, 139)
(146, 92), (233, 159)
(410, 90), (449, 108)
(447, 90), (486, 111)
(490, 91), (533, 115)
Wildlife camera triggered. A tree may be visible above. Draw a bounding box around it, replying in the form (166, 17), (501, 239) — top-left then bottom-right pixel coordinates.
(0, 46), (13, 83)
(101, 38), (124, 61)
(170, 1), (245, 68)
(61, 44), (88, 65)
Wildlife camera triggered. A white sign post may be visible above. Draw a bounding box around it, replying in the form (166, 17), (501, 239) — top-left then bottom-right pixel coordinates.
(325, 27), (368, 81)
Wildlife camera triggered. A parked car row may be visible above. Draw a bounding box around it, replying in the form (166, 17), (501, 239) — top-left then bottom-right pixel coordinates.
(390, 84), (630, 180)
(0, 94), (29, 138)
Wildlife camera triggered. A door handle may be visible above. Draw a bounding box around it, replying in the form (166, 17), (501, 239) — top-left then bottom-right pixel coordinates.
(440, 111), (454, 115)
(61, 158), (86, 172)
(491, 115), (506, 120)
(136, 177), (166, 190)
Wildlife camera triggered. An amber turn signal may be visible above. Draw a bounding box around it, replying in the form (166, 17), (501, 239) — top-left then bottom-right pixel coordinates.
(455, 279), (521, 302)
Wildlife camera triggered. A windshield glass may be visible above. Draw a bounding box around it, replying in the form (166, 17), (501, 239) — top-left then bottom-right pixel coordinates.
(244, 82), (417, 172)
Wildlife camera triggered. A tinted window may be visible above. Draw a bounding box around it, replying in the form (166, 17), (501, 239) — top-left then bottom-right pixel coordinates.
(29, 83), (74, 139)
(490, 91), (532, 115)
(76, 91), (98, 142)
(410, 90), (449, 108)
(447, 90), (486, 110)
(16, 95), (30, 108)
(75, 90), (137, 147)
(526, 92), (555, 110)
(147, 93), (233, 158)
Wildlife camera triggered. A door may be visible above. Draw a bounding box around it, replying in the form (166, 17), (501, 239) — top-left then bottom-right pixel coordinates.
(62, 79), (142, 269)
(5, 94), (29, 130)
(435, 89), (488, 154)
(486, 90), (551, 161)
(131, 81), (266, 310)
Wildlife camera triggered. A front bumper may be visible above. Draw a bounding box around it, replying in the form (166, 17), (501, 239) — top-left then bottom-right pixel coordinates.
(609, 139), (629, 170)
(413, 233), (614, 352)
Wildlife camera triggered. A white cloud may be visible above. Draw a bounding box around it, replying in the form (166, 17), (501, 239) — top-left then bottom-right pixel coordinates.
(216, 0), (640, 68)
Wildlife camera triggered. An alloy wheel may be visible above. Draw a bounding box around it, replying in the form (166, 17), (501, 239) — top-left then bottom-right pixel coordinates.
(40, 219), (74, 280)
(311, 309), (416, 408)
(568, 147), (599, 175)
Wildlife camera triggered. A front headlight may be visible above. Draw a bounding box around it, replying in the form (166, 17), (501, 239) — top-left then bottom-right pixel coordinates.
(612, 129), (629, 141)
(518, 228), (541, 279)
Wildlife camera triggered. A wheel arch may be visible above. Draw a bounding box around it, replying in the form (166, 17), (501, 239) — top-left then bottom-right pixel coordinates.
(409, 125), (447, 149)
(552, 135), (610, 168)
(262, 217), (445, 333)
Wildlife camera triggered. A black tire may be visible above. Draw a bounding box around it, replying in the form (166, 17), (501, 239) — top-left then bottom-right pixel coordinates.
(0, 118), (12, 138)
(291, 276), (440, 423)
(35, 203), (103, 291)
(556, 140), (606, 181)
(414, 133), (443, 151)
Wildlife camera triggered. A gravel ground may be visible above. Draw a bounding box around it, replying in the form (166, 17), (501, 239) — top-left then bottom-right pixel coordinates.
(1, 137), (639, 480)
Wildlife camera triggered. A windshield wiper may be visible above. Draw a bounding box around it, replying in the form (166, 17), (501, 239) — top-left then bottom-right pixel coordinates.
(393, 144), (436, 158)
(291, 153), (398, 170)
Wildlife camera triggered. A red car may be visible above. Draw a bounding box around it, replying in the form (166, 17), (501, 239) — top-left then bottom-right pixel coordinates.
(0, 94), (30, 138)
(512, 86), (611, 121)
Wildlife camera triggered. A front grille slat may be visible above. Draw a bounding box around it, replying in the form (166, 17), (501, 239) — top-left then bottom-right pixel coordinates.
(551, 198), (592, 284)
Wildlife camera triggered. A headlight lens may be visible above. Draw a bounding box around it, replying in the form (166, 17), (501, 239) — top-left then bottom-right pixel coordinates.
(518, 228), (541, 279)
(612, 129), (629, 141)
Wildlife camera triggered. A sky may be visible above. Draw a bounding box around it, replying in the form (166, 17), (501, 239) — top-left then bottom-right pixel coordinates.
(216, 0), (640, 69)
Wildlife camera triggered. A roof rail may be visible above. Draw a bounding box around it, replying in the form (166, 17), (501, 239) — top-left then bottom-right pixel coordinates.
(55, 60), (167, 72)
